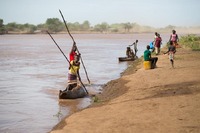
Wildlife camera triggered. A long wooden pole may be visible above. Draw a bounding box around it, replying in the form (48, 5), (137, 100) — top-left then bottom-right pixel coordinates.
(59, 9), (90, 84)
(46, 31), (88, 94)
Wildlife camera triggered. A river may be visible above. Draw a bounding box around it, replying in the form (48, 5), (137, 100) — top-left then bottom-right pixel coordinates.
(0, 33), (170, 133)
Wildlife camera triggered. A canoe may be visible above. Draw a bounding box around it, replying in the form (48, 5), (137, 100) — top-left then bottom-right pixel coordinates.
(118, 57), (135, 62)
(59, 85), (87, 99)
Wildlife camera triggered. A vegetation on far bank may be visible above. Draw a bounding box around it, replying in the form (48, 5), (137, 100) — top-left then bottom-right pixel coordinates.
(179, 34), (200, 51)
(1, 18), (200, 34)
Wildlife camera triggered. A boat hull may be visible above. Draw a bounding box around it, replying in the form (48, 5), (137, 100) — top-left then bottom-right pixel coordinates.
(118, 57), (135, 61)
(59, 85), (87, 99)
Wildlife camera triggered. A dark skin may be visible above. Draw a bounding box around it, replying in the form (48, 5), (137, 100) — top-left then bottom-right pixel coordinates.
(126, 47), (134, 58)
(70, 42), (77, 54)
(146, 45), (151, 58)
(164, 42), (176, 68)
(65, 55), (81, 91)
(69, 55), (81, 80)
(169, 30), (179, 42)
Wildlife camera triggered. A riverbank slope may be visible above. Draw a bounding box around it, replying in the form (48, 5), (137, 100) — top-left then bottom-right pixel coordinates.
(51, 47), (200, 133)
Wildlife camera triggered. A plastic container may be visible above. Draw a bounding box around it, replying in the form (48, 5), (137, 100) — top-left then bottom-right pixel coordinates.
(143, 61), (151, 70)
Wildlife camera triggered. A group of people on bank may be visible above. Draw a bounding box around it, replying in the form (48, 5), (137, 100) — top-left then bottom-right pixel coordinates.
(145, 30), (178, 68)
(128, 30), (179, 69)
(67, 29), (179, 88)
(64, 30), (179, 94)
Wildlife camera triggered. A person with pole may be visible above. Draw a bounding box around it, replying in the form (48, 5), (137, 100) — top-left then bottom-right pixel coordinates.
(46, 31), (88, 95)
(59, 9), (90, 84)
(65, 54), (81, 91)
(69, 42), (78, 62)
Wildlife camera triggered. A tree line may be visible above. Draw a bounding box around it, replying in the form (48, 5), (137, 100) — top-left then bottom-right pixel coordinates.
(0, 18), (199, 34)
(0, 18), (135, 34)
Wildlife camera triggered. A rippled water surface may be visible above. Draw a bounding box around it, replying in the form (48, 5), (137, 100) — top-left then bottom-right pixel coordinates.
(0, 34), (169, 133)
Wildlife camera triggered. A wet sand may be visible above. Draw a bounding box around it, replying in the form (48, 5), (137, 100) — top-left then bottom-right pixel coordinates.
(51, 47), (200, 133)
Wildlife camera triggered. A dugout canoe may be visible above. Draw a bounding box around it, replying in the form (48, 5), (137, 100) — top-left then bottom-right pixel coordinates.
(59, 85), (87, 99)
(118, 57), (135, 62)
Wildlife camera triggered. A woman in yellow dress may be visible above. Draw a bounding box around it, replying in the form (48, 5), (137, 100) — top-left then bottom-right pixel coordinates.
(66, 54), (81, 91)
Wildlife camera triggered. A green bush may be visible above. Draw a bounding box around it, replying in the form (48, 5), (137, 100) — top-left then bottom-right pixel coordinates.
(179, 34), (200, 51)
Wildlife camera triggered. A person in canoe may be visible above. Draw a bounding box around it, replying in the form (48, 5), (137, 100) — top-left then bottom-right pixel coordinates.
(69, 42), (78, 62)
(63, 54), (81, 91)
(126, 47), (135, 58)
(59, 54), (87, 99)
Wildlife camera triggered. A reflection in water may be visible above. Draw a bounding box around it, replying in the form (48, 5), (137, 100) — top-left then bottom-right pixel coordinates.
(0, 34), (169, 132)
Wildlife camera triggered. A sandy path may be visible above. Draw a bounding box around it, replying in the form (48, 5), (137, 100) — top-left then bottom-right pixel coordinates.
(51, 48), (200, 133)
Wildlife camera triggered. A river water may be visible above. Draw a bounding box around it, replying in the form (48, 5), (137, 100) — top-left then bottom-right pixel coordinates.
(0, 33), (169, 133)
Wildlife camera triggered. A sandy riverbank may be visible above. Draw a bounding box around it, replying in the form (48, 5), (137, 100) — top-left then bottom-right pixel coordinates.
(51, 47), (200, 133)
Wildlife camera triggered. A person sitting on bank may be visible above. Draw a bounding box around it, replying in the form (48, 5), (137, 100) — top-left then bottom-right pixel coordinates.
(144, 45), (158, 69)
(65, 54), (81, 91)
(126, 47), (135, 58)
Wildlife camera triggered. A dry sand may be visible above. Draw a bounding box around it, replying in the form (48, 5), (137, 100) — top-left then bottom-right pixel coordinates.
(51, 47), (200, 133)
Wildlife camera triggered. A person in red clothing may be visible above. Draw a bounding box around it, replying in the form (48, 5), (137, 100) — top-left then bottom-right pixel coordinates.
(155, 34), (162, 55)
(69, 42), (78, 61)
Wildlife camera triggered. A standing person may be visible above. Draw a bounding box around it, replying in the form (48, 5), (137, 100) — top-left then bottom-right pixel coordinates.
(69, 42), (78, 62)
(144, 45), (158, 69)
(149, 41), (154, 52)
(66, 54), (81, 91)
(169, 30), (179, 47)
(164, 41), (176, 68)
(155, 34), (162, 55)
(154, 32), (158, 42)
(133, 40), (138, 56)
(129, 40), (138, 56)
(152, 32), (158, 52)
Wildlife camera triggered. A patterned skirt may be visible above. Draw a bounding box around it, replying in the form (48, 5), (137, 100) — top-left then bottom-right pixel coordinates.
(169, 52), (174, 60)
(68, 73), (77, 84)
